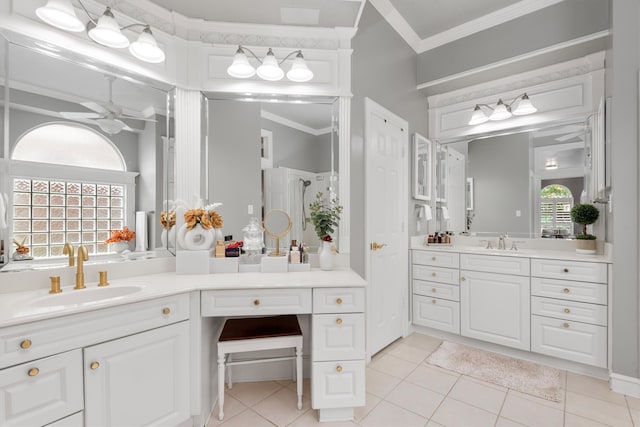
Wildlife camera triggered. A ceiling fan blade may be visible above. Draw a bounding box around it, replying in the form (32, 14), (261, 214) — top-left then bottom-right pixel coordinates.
(81, 101), (108, 114)
(119, 114), (157, 123)
(60, 112), (102, 120)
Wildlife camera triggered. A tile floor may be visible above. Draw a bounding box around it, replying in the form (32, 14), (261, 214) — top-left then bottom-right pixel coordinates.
(207, 333), (639, 427)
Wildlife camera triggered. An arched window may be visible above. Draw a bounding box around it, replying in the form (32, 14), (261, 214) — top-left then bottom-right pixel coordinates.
(540, 184), (574, 237)
(10, 123), (135, 259)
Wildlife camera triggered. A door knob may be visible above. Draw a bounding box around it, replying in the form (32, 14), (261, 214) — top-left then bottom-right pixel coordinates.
(371, 242), (387, 251)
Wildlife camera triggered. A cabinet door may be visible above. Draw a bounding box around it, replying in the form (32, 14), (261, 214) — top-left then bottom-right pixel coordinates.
(412, 295), (460, 334)
(312, 360), (365, 409)
(460, 271), (530, 350)
(312, 313), (365, 361)
(84, 321), (190, 427)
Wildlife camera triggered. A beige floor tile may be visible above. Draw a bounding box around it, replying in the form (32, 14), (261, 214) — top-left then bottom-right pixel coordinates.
(226, 380), (283, 407)
(385, 380), (445, 418)
(386, 342), (434, 364)
(564, 412), (613, 427)
(365, 367), (402, 398)
(500, 392), (564, 427)
(252, 387), (310, 426)
(567, 372), (627, 405)
(288, 409), (357, 427)
(359, 400), (428, 427)
(401, 332), (442, 352)
(506, 388), (565, 412)
(425, 421), (444, 427)
(208, 395), (248, 426)
(405, 364), (459, 395)
(368, 353), (419, 379)
(217, 409), (275, 427)
(629, 407), (640, 426)
(447, 376), (507, 414)
(285, 378), (311, 400)
(626, 395), (640, 410)
(354, 393), (382, 423)
(431, 397), (497, 427)
(565, 391), (633, 427)
(495, 417), (527, 427)
(378, 338), (403, 354)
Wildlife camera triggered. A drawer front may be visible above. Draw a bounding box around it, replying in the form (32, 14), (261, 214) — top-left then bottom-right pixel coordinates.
(531, 315), (607, 368)
(531, 277), (607, 305)
(413, 280), (460, 301)
(532, 297), (607, 326)
(531, 259), (607, 283)
(413, 265), (460, 285)
(413, 250), (459, 268)
(312, 360), (365, 409)
(313, 288), (365, 314)
(202, 288), (312, 316)
(412, 295), (460, 334)
(0, 350), (83, 427)
(461, 254), (530, 276)
(47, 412), (83, 427)
(312, 314), (365, 361)
(0, 293), (190, 369)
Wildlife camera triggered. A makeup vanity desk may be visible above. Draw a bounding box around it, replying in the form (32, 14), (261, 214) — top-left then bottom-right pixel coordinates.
(0, 268), (366, 426)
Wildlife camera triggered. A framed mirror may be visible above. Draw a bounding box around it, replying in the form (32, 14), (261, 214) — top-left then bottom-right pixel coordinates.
(263, 210), (292, 257)
(413, 133), (431, 201)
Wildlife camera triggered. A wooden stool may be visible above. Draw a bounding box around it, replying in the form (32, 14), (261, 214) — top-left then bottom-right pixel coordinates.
(217, 315), (303, 421)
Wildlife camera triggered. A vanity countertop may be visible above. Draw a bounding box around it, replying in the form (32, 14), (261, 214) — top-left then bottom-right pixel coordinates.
(0, 268), (366, 328)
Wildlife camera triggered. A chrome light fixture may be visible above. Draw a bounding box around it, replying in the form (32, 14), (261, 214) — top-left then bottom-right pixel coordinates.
(36, 0), (165, 63)
(227, 45), (314, 82)
(468, 93), (537, 125)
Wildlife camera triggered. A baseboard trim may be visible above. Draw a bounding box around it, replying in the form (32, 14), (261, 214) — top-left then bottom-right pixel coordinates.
(610, 373), (640, 398)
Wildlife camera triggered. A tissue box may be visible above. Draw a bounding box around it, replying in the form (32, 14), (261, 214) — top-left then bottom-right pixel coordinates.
(261, 255), (288, 273)
(176, 249), (211, 274)
(210, 257), (239, 273)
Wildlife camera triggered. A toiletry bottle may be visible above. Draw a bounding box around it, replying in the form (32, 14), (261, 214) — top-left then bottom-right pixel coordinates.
(290, 245), (301, 264)
(215, 240), (225, 258)
(301, 243), (308, 263)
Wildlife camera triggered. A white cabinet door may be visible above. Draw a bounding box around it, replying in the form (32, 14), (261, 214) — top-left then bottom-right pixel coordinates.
(312, 314), (365, 361)
(460, 271), (530, 350)
(84, 321), (190, 427)
(412, 295), (460, 334)
(312, 360), (365, 409)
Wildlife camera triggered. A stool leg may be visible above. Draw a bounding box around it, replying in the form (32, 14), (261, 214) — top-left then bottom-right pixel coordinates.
(218, 353), (225, 421)
(296, 345), (303, 410)
(292, 349), (296, 382)
(228, 353), (233, 389)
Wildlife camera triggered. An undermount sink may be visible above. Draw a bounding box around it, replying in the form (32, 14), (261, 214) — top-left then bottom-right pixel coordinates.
(33, 284), (145, 307)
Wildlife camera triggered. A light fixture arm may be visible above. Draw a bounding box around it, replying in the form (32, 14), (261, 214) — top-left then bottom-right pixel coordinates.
(237, 45), (263, 63)
(278, 50), (302, 65)
(236, 46), (303, 65)
(76, 1), (149, 32)
(75, 0), (97, 25)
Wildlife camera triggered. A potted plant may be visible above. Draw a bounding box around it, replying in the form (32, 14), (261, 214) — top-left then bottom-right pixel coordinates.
(105, 226), (136, 253)
(308, 192), (343, 270)
(570, 203), (600, 254)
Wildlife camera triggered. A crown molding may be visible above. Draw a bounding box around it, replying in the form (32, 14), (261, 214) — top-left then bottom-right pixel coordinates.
(261, 111), (330, 136)
(368, 0), (421, 52)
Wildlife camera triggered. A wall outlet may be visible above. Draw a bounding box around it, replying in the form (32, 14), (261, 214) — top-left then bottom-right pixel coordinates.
(515, 210), (522, 217)
(248, 204), (253, 215)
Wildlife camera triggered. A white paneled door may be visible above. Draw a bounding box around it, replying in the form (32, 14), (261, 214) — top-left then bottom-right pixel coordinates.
(365, 98), (408, 356)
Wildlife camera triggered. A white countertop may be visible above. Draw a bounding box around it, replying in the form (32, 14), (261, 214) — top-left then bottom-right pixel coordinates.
(0, 268), (366, 328)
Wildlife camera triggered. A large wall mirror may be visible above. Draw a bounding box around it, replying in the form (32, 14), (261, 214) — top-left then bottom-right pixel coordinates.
(204, 94), (338, 253)
(436, 119), (594, 238)
(0, 31), (175, 271)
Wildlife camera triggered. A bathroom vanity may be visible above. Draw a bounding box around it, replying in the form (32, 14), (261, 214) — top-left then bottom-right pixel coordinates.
(0, 268), (366, 426)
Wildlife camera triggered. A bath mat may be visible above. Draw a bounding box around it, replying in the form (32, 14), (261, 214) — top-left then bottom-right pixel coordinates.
(426, 341), (562, 402)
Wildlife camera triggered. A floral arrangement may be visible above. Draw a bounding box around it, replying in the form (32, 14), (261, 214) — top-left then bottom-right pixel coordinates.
(184, 208), (223, 230)
(105, 226), (136, 244)
(13, 238), (29, 254)
(160, 210), (176, 230)
(308, 192), (343, 242)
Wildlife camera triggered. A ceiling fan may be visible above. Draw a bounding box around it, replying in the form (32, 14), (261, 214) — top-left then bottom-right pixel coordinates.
(60, 76), (156, 134)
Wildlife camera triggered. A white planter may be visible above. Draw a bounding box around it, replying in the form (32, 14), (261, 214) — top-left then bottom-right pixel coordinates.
(319, 241), (334, 271)
(110, 241), (131, 254)
(176, 223), (214, 251)
(575, 239), (597, 254)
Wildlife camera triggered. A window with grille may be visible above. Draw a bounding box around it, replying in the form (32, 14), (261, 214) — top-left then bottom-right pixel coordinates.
(540, 184), (574, 237)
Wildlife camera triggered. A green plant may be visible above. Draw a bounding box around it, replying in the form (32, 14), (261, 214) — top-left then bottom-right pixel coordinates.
(570, 203), (599, 240)
(308, 192), (343, 242)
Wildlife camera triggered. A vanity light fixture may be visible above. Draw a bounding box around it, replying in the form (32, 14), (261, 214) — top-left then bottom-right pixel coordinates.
(36, 0), (166, 63)
(227, 45), (314, 82)
(545, 159), (558, 170)
(468, 93), (537, 125)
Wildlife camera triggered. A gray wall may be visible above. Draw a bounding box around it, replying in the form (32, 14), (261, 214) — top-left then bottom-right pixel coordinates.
(208, 100), (262, 240)
(467, 133), (530, 234)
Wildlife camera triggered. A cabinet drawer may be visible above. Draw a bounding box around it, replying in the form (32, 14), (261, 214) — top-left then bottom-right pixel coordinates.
(461, 254), (530, 276)
(0, 293), (190, 369)
(0, 350), (83, 427)
(313, 288), (365, 314)
(532, 315), (606, 368)
(312, 360), (365, 409)
(531, 259), (607, 283)
(412, 295), (460, 334)
(531, 277), (607, 305)
(532, 297), (607, 326)
(201, 288), (312, 316)
(413, 265), (460, 285)
(413, 250), (459, 268)
(312, 314), (365, 361)
(413, 280), (459, 301)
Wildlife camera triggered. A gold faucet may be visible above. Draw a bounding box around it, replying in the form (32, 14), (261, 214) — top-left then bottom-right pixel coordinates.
(63, 243), (74, 267)
(74, 246), (89, 290)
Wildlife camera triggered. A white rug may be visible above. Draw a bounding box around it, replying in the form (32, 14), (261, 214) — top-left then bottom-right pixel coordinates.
(426, 341), (563, 402)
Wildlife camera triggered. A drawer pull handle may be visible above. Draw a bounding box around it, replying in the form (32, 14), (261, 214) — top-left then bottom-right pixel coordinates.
(28, 367), (39, 377)
(254, 299), (260, 306)
(336, 365), (343, 373)
(162, 308), (171, 315)
(20, 339), (32, 349)
(90, 362), (100, 370)
(563, 268), (569, 273)
(563, 322), (570, 328)
(336, 318), (343, 325)
(432, 288), (436, 293)
(564, 308), (571, 314)
(336, 298), (343, 305)
(460, 277), (466, 282)
(431, 272), (436, 277)
(563, 288), (570, 293)
(432, 299), (436, 304)
(431, 257), (436, 261)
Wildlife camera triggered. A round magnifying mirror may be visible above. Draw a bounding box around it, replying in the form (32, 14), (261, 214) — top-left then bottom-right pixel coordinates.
(263, 210), (292, 257)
